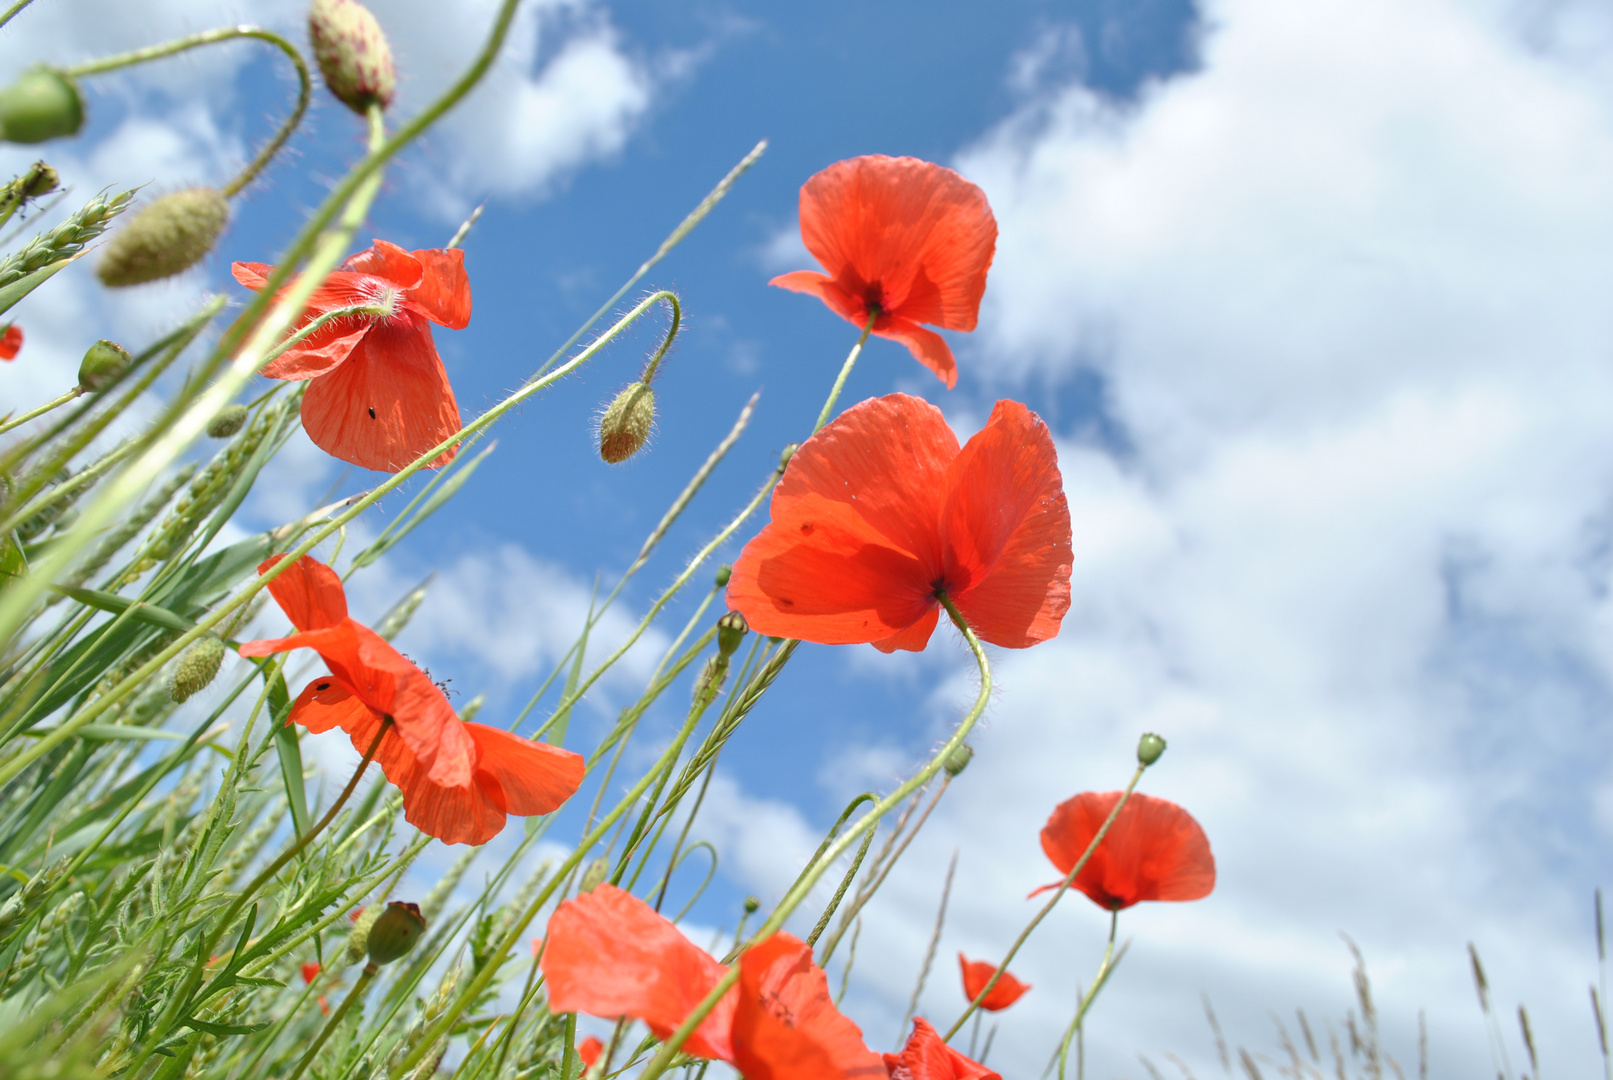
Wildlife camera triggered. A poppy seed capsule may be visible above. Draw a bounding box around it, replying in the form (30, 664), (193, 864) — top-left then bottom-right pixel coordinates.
(597, 383), (655, 464)
(715, 564), (732, 588)
(578, 857), (609, 894)
(169, 635), (225, 704)
(717, 611), (748, 658)
(308, 0), (397, 114)
(0, 68), (84, 144)
(743, 896), (760, 914)
(366, 901), (426, 965)
(343, 904), (382, 966)
(206, 404), (249, 439)
(78, 340), (132, 392)
(98, 187), (229, 287)
(1137, 732), (1167, 767)
(944, 742), (973, 777)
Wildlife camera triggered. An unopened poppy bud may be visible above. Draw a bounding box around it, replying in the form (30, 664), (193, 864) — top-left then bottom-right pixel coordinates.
(78, 340), (131, 392)
(367, 900), (426, 965)
(692, 655), (727, 708)
(743, 896), (760, 914)
(597, 383), (655, 464)
(715, 564), (732, 588)
(97, 187), (229, 286)
(169, 635), (225, 703)
(0, 68), (84, 144)
(779, 443), (799, 470)
(308, 0), (397, 114)
(944, 743), (973, 777)
(717, 611), (748, 658)
(578, 857), (609, 894)
(344, 904), (381, 966)
(206, 404), (249, 438)
(1137, 732), (1166, 767)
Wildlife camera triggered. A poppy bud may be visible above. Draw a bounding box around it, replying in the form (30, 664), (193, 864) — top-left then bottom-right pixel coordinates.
(717, 611), (748, 658)
(308, 0), (397, 114)
(743, 896), (760, 914)
(169, 635), (225, 703)
(459, 693), (485, 723)
(596, 383), (655, 464)
(578, 857), (609, 894)
(206, 404), (249, 439)
(0, 68), (84, 144)
(715, 564), (732, 588)
(97, 187), (229, 286)
(692, 655), (727, 709)
(367, 900), (426, 965)
(78, 340), (132, 392)
(344, 903), (382, 966)
(779, 443), (799, 470)
(1137, 732), (1166, 767)
(944, 743), (973, 777)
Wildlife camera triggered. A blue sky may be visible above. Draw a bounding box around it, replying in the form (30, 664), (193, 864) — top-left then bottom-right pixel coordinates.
(9, 0), (1613, 1075)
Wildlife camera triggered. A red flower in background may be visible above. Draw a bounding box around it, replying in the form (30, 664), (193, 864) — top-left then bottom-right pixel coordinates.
(577, 1036), (604, 1071)
(0, 323), (22, 360)
(770, 155), (996, 389)
(884, 1018), (999, 1080)
(956, 955), (1029, 1012)
(542, 885), (884, 1080)
(1036, 792), (1216, 910)
(233, 239), (470, 473)
(238, 555), (583, 845)
(727, 393), (1071, 653)
(300, 962), (321, 985)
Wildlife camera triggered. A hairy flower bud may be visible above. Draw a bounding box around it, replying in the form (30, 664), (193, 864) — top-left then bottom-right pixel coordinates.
(206, 404), (249, 438)
(691, 654), (727, 709)
(169, 635), (226, 704)
(97, 187), (229, 286)
(714, 563), (732, 588)
(344, 905), (381, 966)
(578, 857), (609, 894)
(78, 340), (131, 392)
(596, 383), (655, 464)
(717, 611), (748, 659)
(367, 901), (426, 965)
(0, 69), (84, 144)
(309, 0), (397, 114)
(944, 742), (973, 777)
(1137, 732), (1167, 767)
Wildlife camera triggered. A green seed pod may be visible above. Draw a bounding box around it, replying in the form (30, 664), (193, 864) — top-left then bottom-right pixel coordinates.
(715, 563), (732, 588)
(779, 443), (799, 470)
(344, 904), (382, 966)
(717, 610), (748, 659)
(97, 187), (229, 287)
(169, 635), (226, 704)
(78, 339), (132, 392)
(308, 0), (397, 114)
(367, 901), (426, 966)
(596, 383), (655, 464)
(944, 742), (973, 777)
(0, 68), (84, 144)
(743, 896), (760, 915)
(578, 857), (609, 895)
(206, 404), (248, 438)
(1137, 732), (1167, 767)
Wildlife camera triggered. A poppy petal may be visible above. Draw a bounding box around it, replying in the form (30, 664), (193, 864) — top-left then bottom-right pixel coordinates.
(1038, 792), (1216, 909)
(406, 247), (472, 330)
(0, 323), (20, 360)
(886, 1018), (1000, 1080)
(253, 554), (349, 630)
(876, 317), (957, 390)
(260, 320), (371, 381)
(231, 262), (272, 289)
(465, 723), (585, 817)
(287, 676), (375, 735)
(870, 605), (939, 653)
(577, 1037), (604, 1070)
(341, 239), (424, 290)
(299, 315), (462, 473)
(957, 954), (1030, 1012)
(542, 884), (736, 1061)
(938, 400), (1071, 648)
(731, 934), (884, 1080)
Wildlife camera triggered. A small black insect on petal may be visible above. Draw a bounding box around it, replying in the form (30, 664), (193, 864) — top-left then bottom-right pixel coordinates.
(368, 406), (377, 419)
(316, 681), (331, 691)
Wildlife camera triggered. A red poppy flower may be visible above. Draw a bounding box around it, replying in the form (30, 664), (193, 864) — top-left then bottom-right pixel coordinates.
(883, 1018), (999, 1080)
(956, 955), (1028, 1012)
(232, 239), (470, 473)
(770, 155), (996, 389)
(0, 323), (21, 360)
(1035, 792), (1216, 909)
(301, 962), (321, 985)
(577, 1036), (604, 1070)
(543, 885), (884, 1080)
(726, 393), (1071, 653)
(238, 555), (583, 845)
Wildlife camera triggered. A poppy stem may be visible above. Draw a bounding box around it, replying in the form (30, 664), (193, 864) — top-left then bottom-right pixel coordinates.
(0, 386), (82, 437)
(942, 761), (1148, 1043)
(813, 308), (880, 433)
(284, 961), (379, 1080)
(1049, 908), (1124, 1080)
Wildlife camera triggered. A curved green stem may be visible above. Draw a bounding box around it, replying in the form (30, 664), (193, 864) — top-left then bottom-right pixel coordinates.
(639, 292), (680, 384)
(286, 962), (379, 1080)
(0, 386), (81, 438)
(1052, 908), (1121, 1080)
(0, 0), (37, 30)
(62, 27), (311, 197)
(814, 309), (879, 433)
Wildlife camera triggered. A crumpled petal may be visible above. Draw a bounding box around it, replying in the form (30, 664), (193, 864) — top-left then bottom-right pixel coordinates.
(466, 722), (586, 817)
(406, 247), (472, 329)
(1036, 792), (1216, 909)
(884, 1018), (999, 1080)
(730, 934), (885, 1080)
(957, 954), (1030, 1012)
(256, 554), (349, 631)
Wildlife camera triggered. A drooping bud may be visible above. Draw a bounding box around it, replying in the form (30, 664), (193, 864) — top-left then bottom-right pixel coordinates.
(717, 611), (748, 659)
(779, 443), (799, 470)
(78, 340), (131, 392)
(0, 69), (84, 144)
(578, 857), (609, 894)
(596, 383), (655, 464)
(308, 0), (397, 115)
(366, 901), (426, 965)
(169, 635), (226, 703)
(714, 564), (732, 588)
(343, 904), (382, 966)
(944, 742), (974, 777)
(1137, 732), (1167, 767)
(97, 187), (229, 287)
(206, 404), (249, 438)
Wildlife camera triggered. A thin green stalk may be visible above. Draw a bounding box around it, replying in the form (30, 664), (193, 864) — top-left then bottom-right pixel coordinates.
(814, 309), (879, 432)
(284, 961), (378, 1080)
(1051, 908), (1122, 1080)
(0, 0), (37, 29)
(0, 386), (81, 437)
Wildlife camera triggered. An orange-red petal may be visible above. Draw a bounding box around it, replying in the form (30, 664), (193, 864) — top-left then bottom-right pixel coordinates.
(406, 247), (472, 330)
(1, 323), (24, 360)
(542, 884), (736, 1061)
(577, 1037), (604, 1070)
(730, 934), (884, 1080)
(256, 555), (349, 631)
(465, 722), (585, 817)
(286, 676), (374, 735)
(341, 239), (424, 290)
(957, 954), (1030, 1011)
(1038, 792), (1216, 909)
(884, 1018), (999, 1080)
(877, 317), (957, 389)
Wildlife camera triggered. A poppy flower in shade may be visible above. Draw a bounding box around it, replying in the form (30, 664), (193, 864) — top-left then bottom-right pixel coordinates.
(727, 393), (1071, 653)
(232, 239), (470, 473)
(300, 962), (321, 985)
(577, 1037), (605, 1071)
(770, 155), (996, 390)
(0, 323), (22, 360)
(542, 884), (884, 1080)
(956, 955), (1029, 1012)
(1034, 792), (1216, 910)
(237, 555), (584, 845)
(883, 1018), (1000, 1080)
